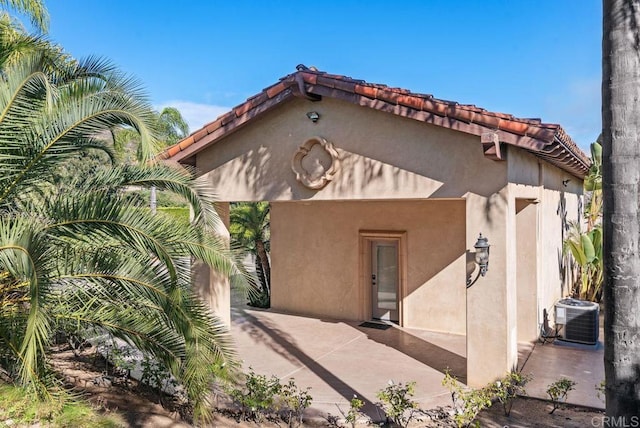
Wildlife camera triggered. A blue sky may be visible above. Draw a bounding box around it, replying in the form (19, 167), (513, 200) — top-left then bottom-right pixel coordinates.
(42, 1), (600, 151)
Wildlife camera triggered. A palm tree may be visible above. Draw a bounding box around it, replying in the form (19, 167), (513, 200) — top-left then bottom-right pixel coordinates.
(114, 106), (191, 213)
(114, 106), (190, 163)
(563, 143), (604, 302)
(0, 38), (242, 423)
(0, 0), (49, 33)
(157, 106), (190, 146)
(602, 0), (640, 417)
(230, 202), (271, 307)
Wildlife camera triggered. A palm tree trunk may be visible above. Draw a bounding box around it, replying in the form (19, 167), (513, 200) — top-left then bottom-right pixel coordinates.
(255, 240), (271, 295)
(254, 251), (267, 293)
(602, 0), (640, 417)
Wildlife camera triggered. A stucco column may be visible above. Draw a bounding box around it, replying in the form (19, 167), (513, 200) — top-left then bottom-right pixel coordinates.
(465, 189), (519, 388)
(191, 202), (231, 328)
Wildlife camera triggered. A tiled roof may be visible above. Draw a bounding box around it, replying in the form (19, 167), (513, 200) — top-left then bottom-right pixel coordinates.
(161, 65), (590, 178)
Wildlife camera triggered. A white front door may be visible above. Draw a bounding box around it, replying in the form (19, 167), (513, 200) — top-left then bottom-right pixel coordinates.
(371, 240), (399, 322)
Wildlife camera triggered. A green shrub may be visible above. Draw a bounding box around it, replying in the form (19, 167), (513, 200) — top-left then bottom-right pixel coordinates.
(489, 371), (532, 416)
(248, 286), (270, 308)
(376, 380), (418, 428)
(228, 368), (282, 422)
(546, 377), (576, 414)
(140, 354), (178, 398)
(442, 370), (492, 428)
(279, 378), (313, 427)
(227, 371), (314, 426)
(337, 395), (366, 428)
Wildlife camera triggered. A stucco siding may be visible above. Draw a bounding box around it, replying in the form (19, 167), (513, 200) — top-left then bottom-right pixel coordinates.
(507, 148), (583, 336)
(270, 200), (467, 333)
(538, 163), (582, 325)
(186, 93), (585, 389)
(196, 97), (507, 202)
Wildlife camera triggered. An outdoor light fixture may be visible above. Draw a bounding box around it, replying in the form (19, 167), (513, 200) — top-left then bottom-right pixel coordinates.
(467, 233), (490, 289)
(306, 111), (320, 122)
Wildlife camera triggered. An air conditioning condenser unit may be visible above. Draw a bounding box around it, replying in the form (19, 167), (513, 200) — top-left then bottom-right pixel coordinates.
(555, 298), (599, 345)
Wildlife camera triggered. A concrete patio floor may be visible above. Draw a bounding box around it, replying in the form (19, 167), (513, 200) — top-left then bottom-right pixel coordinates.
(230, 305), (604, 420)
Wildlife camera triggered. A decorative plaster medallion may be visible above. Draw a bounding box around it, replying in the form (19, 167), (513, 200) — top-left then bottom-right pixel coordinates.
(291, 136), (340, 190)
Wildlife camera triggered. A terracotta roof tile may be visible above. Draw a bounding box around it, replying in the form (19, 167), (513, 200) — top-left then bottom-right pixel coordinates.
(332, 78), (357, 93)
(376, 88), (400, 104)
(397, 95), (424, 110)
(266, 81), (288, 98)
(191, 128), (207, 142)
(301, 72), (317, 85)
(422, 98), (448, 115)
(247, 91), (269, 104)
(354, 84), (378, 99)
(476, 113), (501, 129)
(219, 111), (236, 126)
(499, 120), (530, 136)
(234, 101), (252, 117)
(205, 120), (222, 134)
(452, 107), (475, 123)
(311, 85), (360, 104)
(317, 75), (338, 89)
(160, 65), (590, 178)
(167, 144), (182, 158)
(526, 126), (557, 141)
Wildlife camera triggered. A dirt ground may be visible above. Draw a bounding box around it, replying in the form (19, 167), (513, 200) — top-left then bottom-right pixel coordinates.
(49, 344), (191, 428)
(48, 344), (605, 427)
(475, 398), (604, 428)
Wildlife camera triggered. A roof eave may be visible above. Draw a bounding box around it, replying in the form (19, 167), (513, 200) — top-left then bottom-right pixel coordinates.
(160, 68), (591, 179)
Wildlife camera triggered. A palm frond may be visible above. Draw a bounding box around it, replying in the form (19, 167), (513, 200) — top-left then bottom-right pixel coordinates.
(0, 0), (49, 33)
(0, 28), (242, 422)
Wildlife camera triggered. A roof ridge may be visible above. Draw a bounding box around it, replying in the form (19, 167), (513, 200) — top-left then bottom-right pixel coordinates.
(161, 65), (590, 178)
(297, 66), (568, 127)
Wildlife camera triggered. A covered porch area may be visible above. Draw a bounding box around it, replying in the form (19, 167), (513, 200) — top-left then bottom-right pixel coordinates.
(230, 302), (605, 421)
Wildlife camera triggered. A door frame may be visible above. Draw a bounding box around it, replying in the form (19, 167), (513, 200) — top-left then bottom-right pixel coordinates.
(359, 230), (407, 326)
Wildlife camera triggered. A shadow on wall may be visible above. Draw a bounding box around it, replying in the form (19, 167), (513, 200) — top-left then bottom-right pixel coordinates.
(309, 145), (506, 202)
(557, 190), (575, 297)
(205, 142), (291, 201)
(482, 190), (507, 227)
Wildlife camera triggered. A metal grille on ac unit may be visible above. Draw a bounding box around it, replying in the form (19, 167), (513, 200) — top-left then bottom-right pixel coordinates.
(555, 298), (599, 345)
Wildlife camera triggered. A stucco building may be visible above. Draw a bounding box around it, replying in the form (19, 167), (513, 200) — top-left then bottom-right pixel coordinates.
(161, 65), (589, 388)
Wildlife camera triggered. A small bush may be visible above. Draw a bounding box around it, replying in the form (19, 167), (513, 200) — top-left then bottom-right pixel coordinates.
(109, 344), (135, 386)
(442, 370), (492, 428)
(248, 286), (270, 308)
(376, 380), (419, 428)
(341, 395), (365, 428)
(279, 378), (313, 427)
(140, 355), (178, 398)
(227, 371), (314, 426)
(489, 371), (532, 416)
(546, 377), (576, 414)
(228, 368), (282, 422)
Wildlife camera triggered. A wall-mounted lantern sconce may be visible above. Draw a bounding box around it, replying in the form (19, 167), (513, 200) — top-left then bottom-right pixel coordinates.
(467, 233), (490, 289)
(306, 111), (320, 123)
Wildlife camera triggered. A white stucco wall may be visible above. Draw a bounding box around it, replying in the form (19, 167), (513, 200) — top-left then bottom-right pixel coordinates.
(195, 97), (505, 202)
(270, 199), (467, 334)
(507, 148), (583, 339)
(187, 95), (583, 388)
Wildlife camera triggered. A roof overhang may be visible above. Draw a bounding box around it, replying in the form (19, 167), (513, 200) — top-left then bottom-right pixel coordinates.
(160, 66), (590, 179)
